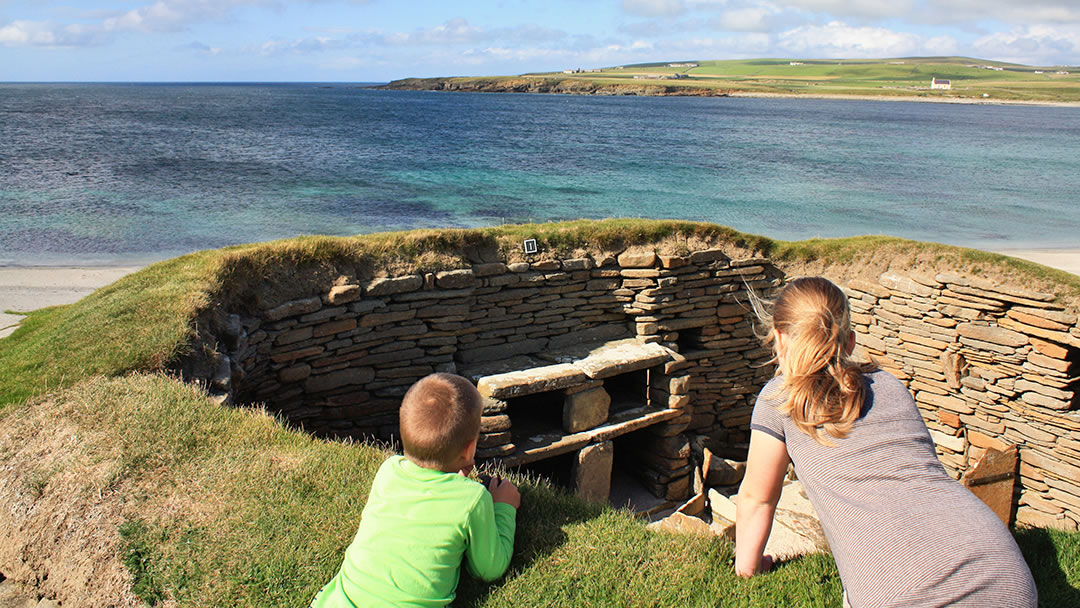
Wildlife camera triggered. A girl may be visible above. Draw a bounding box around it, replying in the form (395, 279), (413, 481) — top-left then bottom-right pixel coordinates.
(734, 277), (1036, 607)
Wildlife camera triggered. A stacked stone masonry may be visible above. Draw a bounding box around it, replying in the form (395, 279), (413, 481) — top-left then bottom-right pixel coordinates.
(192, 248), (1079, 525)
(198, 249), (781, 504)
(846, 271), (1079, 530)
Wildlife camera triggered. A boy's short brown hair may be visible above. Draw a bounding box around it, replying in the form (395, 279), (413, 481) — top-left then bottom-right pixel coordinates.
(399, 373), (483, 469)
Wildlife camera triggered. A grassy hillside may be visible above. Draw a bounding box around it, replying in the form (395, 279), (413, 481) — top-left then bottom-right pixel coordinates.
(1, 220), (1078, 606)
(388, 57), (1080, 103)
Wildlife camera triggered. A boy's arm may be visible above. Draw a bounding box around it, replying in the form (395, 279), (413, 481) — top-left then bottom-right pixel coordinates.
(464, 489), (517, 582)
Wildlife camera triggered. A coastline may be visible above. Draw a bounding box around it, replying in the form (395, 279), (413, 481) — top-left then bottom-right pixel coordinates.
(1, 248), (1077, 339)
(0, 266), (143, 339)
(380, 78), (1080, 108)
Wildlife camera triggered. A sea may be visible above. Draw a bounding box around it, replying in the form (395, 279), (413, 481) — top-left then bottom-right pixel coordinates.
(1, 83), (1079, 267)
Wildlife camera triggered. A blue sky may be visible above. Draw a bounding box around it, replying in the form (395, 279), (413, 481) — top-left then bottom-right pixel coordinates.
(2, 1), (1078, 81)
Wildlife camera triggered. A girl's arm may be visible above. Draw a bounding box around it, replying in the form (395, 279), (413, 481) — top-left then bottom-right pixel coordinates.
(734, 429), (790, 577)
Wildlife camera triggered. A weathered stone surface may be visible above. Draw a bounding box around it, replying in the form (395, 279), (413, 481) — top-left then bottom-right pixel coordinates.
(1015, 379), (1074, 402)
(457, 338), (549, 365)
(478, 431), (511, 448)
(617, 251), (657, 268)
(436, 269), (478, 289)
(956, 323), (1028, 348)
(706, 457), (746, 487)
(276, 326), (314, 346)
(270, 345), (325, 363)
(676, 491), (707, 517)
(480, 414), (511, 433)
(968, 430), (1009, 452)
(941, 351), (965, 389)
(304, 367), (376, 393)
(476, 363), (587, 399)
(563, 387), (611, 433)
(327, 284), (363, 305)
(1016, 506), (1078, 531)
(880, 272), (936, 297)
(279, 364), (312, 383)
(929, 429), (966, 452)
(1028, 351), (1072, 374)
(574, 441), (613, 503)
(365, 274), (423, 296)
(265, 296), (322, 321)
(313, 318), (358, 338)
(646, 511), (712, 536)
(961, 446), (1018, 526)
(1020, 391), (1071, 410)
(574, 340), (672, 379)
(916, 391), (974, 414)
(476, 443), (515, 459)
(848, 278), (891, 299)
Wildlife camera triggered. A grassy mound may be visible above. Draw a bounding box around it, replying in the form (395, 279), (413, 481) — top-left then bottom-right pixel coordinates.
(0, 219), (1078, 606)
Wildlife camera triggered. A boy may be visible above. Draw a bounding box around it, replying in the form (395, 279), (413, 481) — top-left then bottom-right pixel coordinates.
(311, 373), (520, 607)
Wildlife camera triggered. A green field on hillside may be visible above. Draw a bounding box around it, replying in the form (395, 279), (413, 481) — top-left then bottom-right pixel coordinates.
(527, 56), (1080, 102)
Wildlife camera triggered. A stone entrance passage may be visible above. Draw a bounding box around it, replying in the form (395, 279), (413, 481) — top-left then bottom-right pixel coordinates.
(463, 339), (693, 507)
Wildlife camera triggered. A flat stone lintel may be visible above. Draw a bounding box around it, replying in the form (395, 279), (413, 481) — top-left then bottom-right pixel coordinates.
(476, 363), (588, 399)
(499, 406), (680, 467)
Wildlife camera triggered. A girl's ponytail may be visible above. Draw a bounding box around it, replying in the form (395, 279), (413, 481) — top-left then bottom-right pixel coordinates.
(757, 277), (875, 444)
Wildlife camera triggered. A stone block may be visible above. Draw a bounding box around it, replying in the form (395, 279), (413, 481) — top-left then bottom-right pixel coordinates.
(706, 457), (746, 487)
(313, 318), (358, 338)
(956, 323), (1028, 347)
(359, 309), (417, 327)
(265, 296), (323, 321)
(575, 340), (671, 379)
(327, 284), (363, 305)
(618, 251), (657, 268)
(304, 367), (376, 393)
(563, 387), (611, 433)
(929, 429), (966, 453)
(365, 274), (423, 296)
(880, 272), (936, 297)
(436, 269), (478, 289)
(457, 337), (549, 365)
(961, 445), (1018, 526)
(273, 326), (315, 348)
(476, 363), (587, 399)
(647, 511), (712, 536)
(574, 441), (613, 503)
(676, 491), (707, 517)
(279, 364), (312, 383)
(480, 414), (511, 433)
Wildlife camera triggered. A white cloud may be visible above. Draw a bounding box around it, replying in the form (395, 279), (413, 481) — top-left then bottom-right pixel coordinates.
(715, 7), (778, 32)
(776, 21), (949, 57)
(775, 0), (915, 19)
(0, 19), (109, 47)
(622, 0), (688, 18)
(972, 25), (1080, 66)
(177, 40), (221, 54)
(0, 0), (272, 47)
(925, 0), (1080, 25)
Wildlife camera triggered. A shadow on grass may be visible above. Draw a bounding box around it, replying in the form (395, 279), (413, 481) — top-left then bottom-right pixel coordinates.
(453, 471), (608, 607)
(1014, 526), (1080, 608)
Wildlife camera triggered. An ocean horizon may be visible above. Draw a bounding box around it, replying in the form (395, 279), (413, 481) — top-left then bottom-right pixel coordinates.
(2, 83), (1078, 267)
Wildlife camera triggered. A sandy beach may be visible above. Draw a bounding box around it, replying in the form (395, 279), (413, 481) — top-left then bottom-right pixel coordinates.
(0, 266), (143, 339)
(0, 249), (1076, 339)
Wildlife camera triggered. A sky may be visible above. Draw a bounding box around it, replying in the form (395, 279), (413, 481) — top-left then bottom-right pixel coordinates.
(1, 1), (1078, 82)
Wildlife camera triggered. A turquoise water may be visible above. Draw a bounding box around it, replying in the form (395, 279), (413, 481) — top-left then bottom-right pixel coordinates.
(1, 83), (1078, 265)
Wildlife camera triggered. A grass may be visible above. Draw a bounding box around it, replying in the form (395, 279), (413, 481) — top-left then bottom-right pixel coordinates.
(0, 219), (1078, 605)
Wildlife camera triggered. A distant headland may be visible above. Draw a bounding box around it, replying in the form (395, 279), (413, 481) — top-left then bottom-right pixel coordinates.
(381, 56), (1080, 105)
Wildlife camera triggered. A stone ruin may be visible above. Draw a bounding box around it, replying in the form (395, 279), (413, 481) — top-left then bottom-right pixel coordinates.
(184, 243), (1080, 541)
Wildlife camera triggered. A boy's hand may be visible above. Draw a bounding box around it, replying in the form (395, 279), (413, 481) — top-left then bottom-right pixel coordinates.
(487, 476), (521, 509)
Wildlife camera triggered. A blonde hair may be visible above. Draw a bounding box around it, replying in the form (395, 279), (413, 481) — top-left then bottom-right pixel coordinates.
(755, 277), (875, 444)
(399, 373), (483, 469)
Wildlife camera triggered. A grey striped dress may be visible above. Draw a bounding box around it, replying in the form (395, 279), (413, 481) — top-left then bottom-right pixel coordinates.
(750, 370), (1037, 608)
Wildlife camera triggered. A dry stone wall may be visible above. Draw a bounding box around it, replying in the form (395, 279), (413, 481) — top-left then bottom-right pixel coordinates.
(189, 244), (1080, 526)
(845, 271), (1079, 530)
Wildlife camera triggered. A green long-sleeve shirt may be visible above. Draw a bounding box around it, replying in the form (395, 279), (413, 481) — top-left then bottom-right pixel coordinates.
(311, 455), (517, 608)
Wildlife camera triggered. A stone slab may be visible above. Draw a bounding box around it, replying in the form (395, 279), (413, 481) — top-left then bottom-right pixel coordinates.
(476, 363), (588, 399)
(574, 440), (614, 503)
(563, 386), (611, 433)
(962, 446), (1018, 526)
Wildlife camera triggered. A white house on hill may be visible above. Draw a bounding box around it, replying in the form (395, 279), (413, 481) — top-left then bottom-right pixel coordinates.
(931, 77), (952, 90)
